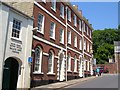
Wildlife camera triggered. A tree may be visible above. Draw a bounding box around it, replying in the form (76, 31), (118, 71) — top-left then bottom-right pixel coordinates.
(92, 28), (119, 64)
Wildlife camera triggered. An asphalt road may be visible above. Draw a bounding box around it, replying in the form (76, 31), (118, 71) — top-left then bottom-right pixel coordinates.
(65, 74), (118, 88)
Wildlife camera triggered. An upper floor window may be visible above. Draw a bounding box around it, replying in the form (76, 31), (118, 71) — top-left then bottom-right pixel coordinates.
(87, 26), (89, 35)
(67, 31), (71, 44)
(87, 43), (89, 52)
(34, 47), (42, 73)
(90, 30), (92, 38)
(79, 38), (82, 50)
(60, 28), (64, 44)
(74, 56), (77, 72)
(51, 0), (56, 11)
(48, 50), (54, 73)
(12, 19), (21, 38)
(67, 53), (71, 71)
(73, 14), (77, 27)
(67, 8), (71, 22)
(38, 13), (45, 34)
(60, 3), (64, 19)
(74, 35), (77, 47)
(84, 39), (86, 50)
(50, 21), (56, 39)
(79, 20), (82, 31)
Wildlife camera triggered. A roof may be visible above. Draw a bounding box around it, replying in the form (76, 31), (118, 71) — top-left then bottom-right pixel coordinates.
(1, 1), (34, 20)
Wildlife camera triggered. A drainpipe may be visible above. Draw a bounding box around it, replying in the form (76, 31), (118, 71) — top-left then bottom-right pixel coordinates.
(82, 21), (85, 78)
(65, 6), (68, 82)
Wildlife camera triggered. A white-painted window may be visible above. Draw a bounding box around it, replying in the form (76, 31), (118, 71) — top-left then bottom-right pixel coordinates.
(87, 43), (89, 52)
(67, 31), (71, 44)
(74, 35), (77, 47)
(79, 38), (82, 50)
(87, 61), (90, 71)
(87, 26), (89, 35)
(34, 47), (42, 73)
(60, 28), (64, 44)
(84, 39), (86, 50)
(67, 53), (71, 71)
(90, 30), (92, 38)
(12, 19), (21, 38)
(73, 14), (77, 27)
(50, 21), (56, 39)
(38, 13), (45, 34)
(79, 20), (82, 31)
(83, 23), (85, 32)
(67, 8), (71, 22)
(48, 50), (54, 73)
(60, 3), (64, 19)
(74, 56), (77, 72)
(51, 0), (56, 11)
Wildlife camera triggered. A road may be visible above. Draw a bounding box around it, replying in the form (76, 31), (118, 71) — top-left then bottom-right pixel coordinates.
(64, 74), (118, 88)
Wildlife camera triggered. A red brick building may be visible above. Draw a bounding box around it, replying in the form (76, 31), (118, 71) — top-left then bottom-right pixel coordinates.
(31, 1), (93, 87)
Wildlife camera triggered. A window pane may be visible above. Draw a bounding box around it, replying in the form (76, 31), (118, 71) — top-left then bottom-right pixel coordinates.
(12, 19), (21, 38)
(34, 48), (41, 72)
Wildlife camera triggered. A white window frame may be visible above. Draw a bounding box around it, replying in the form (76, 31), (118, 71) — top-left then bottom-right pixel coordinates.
(79, 20), (82, 31)
(67, 8), (71, 22)
(51, 0), (56, 12)
(84, 39), (86, 50)
(48, 50), (54, 73)
(87, 26), (89, 35)
(74, 14), (77, 27)
(67, 31), (71, 44)
(67, 53), (71, 71)
(90, 30), (92, 38)
(37, 13), (45, 34)
(12, 18), (21, 39)
(79, 39), (82, 50)
(34, 47), (42, 73)
(50, 21), (56, 39)
(74, 35), (77, 47)
(87, 42), (89, 52)
(60, 3), (64, 19)
(74, 56), (77, 72)
(60, 28), (64, 44)
(87, 61), (90, 71)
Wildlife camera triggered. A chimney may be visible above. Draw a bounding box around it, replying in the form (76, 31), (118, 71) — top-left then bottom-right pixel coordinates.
(79, 10), (82, 16)
(73, 5), (78, 10)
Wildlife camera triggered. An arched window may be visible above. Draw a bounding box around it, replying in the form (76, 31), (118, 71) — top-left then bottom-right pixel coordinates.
(48, 50), (54, 73)
(34, 47), (42, 73)
(67, 53), (71, 71)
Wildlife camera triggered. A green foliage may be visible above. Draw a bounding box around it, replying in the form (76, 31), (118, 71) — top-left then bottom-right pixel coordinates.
(93, 28), (120, 64)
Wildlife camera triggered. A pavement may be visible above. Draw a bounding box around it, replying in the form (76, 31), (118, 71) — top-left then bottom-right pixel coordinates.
(31, 76), (97, 90)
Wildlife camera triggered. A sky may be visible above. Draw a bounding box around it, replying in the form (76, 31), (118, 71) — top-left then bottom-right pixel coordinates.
(71, 2), (118, 30)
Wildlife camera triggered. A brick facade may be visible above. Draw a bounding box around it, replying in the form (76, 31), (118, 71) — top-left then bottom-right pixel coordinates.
(31, 1), (93, 87)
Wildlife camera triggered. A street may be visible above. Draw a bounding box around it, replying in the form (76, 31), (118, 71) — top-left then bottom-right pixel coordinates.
(64, 74), (118, 88)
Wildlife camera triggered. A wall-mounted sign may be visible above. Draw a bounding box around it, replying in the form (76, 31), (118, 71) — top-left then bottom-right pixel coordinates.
(10, 42), (22, 54)
(28, 57), (32, 63)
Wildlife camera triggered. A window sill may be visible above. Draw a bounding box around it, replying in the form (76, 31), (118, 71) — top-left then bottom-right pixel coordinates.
(67, 70), (72, 72)
(37, 30), (44, 35)
(60, 41), (64, 45)
(50, 37), (55, 40)
(33, 72), (44, 74)
(68, 42), (71, 45)
(74, 71), (78, 73)
(47, 72), (55, 75)
(51, 7), (56, 12)
(60, 15), (64, 19)
(11, 37), (22, 43)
